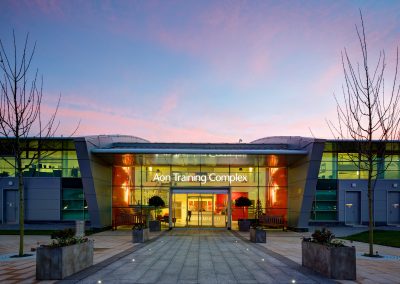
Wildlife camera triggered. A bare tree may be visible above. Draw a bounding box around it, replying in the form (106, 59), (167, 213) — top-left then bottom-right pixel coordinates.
(327, 11), (400, 256)
(0, 31), (60, 257)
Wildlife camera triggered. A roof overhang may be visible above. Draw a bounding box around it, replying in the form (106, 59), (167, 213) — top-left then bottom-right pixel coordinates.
(91, 148), (308, 155)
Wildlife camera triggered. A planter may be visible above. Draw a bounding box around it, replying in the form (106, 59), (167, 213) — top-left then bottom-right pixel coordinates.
(250, 228), (266, 243)
(149, 220), (161, 232)
(238, 219), (251, 232)
(302, 241), (356, 280)
(36, 241), (93, 280)
(132, 228), (150, 243)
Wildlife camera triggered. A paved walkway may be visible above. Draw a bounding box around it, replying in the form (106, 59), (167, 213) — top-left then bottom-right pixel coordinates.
(0, 229), (163, 283)
(1, 227), (400, 283)
(62, 230), (331, 284)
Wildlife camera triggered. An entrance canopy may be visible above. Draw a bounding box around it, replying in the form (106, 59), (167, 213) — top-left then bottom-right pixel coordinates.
(91, 142), (308, 167)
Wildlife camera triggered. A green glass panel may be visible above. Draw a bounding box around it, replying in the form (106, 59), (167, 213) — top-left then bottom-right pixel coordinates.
(63, 188), (84, 200)
(62, 211), (85, 220)
(313, 211), (337, 221)
(315, 191), (336, 201)
(62, 200), (84, 210)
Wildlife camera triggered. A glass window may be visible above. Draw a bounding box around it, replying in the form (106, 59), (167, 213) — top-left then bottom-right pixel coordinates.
(0, 157), (15, 177)
(61, 188), (88, 221)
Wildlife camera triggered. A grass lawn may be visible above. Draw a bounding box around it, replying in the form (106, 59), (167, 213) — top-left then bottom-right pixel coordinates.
(342, 230), (400, 248)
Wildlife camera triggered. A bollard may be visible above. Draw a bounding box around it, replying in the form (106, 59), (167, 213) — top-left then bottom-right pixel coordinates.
(75, 220), (85, 237)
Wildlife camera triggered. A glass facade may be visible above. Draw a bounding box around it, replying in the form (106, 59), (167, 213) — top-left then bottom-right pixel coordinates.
(0, 139), (80, 178)
(112, 154), (288, 228)
(313, 141), (400, 221)
(0, 138), (86, 221)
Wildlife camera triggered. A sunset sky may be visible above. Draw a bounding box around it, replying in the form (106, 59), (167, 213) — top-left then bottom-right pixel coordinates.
(1, 0), (400, 142)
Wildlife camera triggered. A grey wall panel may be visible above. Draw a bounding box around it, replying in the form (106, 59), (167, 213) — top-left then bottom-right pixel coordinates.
(1, 177), (61, 222)
(75, 137), (112, 228)
(287, 138), (325, 230)
(338, 180), (394, 225)
(24, 177), (61, 221)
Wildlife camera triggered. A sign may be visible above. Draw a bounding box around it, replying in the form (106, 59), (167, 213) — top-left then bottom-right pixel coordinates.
(152, 172), (248, 184)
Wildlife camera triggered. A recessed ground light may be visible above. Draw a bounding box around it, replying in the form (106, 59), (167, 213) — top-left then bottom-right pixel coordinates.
(261, 258), (264, 261)
(98, 281), (102, 284)
(132, 259), (135, 262)
(291, 280), (296, 283)
(246, 248), (249, 251)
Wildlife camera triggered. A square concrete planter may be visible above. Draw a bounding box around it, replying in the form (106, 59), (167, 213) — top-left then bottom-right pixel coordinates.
(238, 219), (251, 232)
(132, 228), (150, 243)
(36, 240), (93, 280)
(149, 220), (161, 232)
(302, 241), (356, 280)
(250, 228), (266, 243)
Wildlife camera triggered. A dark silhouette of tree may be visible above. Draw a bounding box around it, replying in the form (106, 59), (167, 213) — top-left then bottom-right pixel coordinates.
(0, 32), (60, 257)
(235, 196), (252, 219)
(327, 11), (400, 256)
(148, 195), (165, 218)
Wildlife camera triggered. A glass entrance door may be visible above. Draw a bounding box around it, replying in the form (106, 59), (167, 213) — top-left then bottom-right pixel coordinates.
(172, 192), (228, 228)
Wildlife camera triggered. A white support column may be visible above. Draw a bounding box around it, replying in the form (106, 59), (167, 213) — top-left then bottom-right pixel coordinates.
(227, 189), (232, 230)
(169, 190), (173, 229)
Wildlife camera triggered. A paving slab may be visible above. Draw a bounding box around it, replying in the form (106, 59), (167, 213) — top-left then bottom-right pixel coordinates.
(59, 229), (333, 284)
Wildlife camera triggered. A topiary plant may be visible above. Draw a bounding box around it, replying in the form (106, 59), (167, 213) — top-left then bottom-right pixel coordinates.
(235, 196), (252, 219)
(148, 196), (165, 218)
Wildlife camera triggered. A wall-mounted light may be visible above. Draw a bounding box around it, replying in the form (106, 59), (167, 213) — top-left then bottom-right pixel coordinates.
(8, 180), (13, 186)
(393, 183), (398, 188)
(345, 203), (353, 208)
(351, 183), (356, 188)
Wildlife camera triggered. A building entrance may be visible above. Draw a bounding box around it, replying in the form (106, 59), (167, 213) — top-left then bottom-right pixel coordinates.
(170, 188), (231, 229)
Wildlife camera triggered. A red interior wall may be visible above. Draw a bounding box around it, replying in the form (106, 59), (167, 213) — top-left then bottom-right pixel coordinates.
(232, 192), (249, 220)
(112, 166), (135, 221)
(266, 167), (288, 221)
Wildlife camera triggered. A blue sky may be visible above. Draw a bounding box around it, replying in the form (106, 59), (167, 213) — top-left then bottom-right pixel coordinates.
(1, 0), (400, 142)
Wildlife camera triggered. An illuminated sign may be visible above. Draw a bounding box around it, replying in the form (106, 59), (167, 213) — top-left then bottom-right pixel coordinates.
(152, 172), (248, 184)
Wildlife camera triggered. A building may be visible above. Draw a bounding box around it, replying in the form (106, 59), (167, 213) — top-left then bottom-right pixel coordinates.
(0, 135), (399, 230)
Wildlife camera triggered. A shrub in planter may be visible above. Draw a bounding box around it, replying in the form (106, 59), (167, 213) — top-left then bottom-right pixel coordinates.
(148, 196), (165, 231)
(132, 223), (150, 243)
(36, 229), (93, 280)
(302, 228), (356, 280)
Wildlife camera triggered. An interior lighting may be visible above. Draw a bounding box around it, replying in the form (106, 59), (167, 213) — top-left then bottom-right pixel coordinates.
(148, 166), (153, 171)
(249, 167), (253, 172)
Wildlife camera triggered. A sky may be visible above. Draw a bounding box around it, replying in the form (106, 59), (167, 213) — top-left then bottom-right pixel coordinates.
(1, 0), (400, 143)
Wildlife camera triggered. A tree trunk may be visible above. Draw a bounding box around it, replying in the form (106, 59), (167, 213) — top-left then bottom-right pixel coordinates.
(367, 163), (374, 256)
(17, 152), (24, 257)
